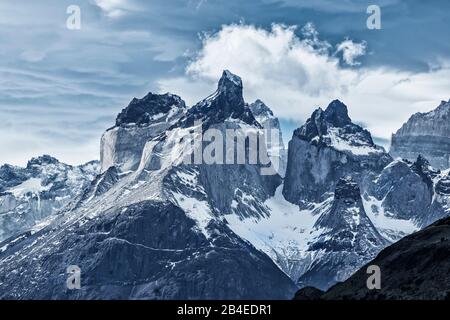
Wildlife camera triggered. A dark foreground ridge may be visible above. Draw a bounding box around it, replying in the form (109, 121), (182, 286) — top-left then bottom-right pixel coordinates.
(294, 215), (450, 300)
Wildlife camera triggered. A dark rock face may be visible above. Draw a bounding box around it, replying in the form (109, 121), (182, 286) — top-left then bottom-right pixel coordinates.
(314, 177), (386, 249)
(0, 165), (27, 193)
(76, 166), (120, 207)
(283, 100), (391, 205)
(293, 100), (371, 145)
(368, 155), (449, 228)
(26, 155), (60, 168)
(249, 100), (287, 177)
(116, 93), (186, 127)
(372, 159), (433, 222)
(293, 286), (324, 300)
(333, 176), (362, 201)
(179, 70), (258, 129)
(100, 93), (187, 173)
(436, 173), (450, 195)
(390, 100), (450, 170)
(297, 177), (387, 290)
(322, 216), (450, 300)
(410, 155), (440, 188)
(0, 201), (297, 299)
(144, 70), (282, 220)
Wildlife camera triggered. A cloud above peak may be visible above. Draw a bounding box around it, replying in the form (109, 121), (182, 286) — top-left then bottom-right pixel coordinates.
(186, 23), (356, 97)
(336, 39), (367, 66)
(159, 23), (450, 143)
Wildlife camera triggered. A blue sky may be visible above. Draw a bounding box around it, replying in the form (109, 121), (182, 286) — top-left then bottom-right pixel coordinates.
(1, 0), (449, 165)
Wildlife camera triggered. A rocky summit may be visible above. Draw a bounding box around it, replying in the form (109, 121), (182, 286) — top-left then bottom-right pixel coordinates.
(283, 99), (391, 205)
(390, 99), (450, 170)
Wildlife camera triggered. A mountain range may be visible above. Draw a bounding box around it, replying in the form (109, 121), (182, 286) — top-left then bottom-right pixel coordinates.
(0, 70), (449, 299)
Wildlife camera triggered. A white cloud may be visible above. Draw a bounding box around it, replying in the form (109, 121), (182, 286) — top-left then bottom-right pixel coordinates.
(93, 0), (136, 17)
(336, 39), (367, 66)
(158, 23), (450, 144)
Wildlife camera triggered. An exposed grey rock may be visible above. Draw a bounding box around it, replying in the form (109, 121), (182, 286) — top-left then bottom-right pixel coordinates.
(0, 201), (297, 299)
(249, 99), (287, 177)
(436, 172), (450, 195)
(75, 166), (120, 208)
(390, 100), (450, 170)
(283, 100), (391, 205)
(0, 70), (296, 300)
(368, 155), (449, 228)
(178, 70), (259, 129)
(2, 71), (450, 300)
(143, 71), (282, 220)
(297, 177), (387, 290)
(371, 158), (433, 222)
(100, 93), (187, 173)
(0, 156), (99, 242)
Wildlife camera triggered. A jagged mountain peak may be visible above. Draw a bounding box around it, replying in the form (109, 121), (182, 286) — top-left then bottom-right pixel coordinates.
(26, 154), (60, 168)
(411, 154), (440, 189)
(248, 99), (287, 177)
(0, 158), (99, 241)
(101, 91), (187, 172)
(323, 99), (352, 127)
(293, 100), (378, 155)
(412, 154), (434, 171)
(390, 100), (450, 169)
(294, 99), (356, 141)
(115, 92), (186, 127)
(300, 173), (387, 290)
(399, 99), (450, 125)
(438, 99), (450, 107)
(315, 175), (370, 231)
(423, 99), (450, 116)
(218, 70), (243, 94)
(249, 99), (274, 117)
(179, 70), (257, 128)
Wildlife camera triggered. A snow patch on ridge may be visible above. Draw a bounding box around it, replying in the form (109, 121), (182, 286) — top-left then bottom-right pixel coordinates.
(172, 192), (213, 239)
(9, 178), (51, 198)
(325, 128), (382, 156)
(225, 185), (329, 279)
(363, 194), (418, 242)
